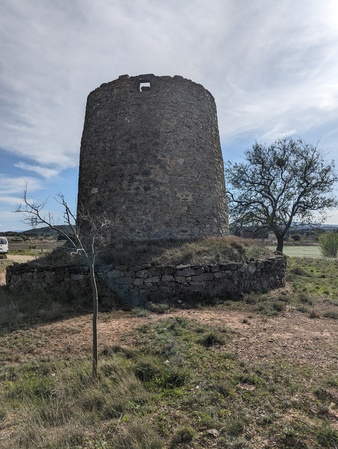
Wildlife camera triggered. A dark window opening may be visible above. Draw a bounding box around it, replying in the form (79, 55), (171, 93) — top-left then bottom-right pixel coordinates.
(139, 81), (151, 92)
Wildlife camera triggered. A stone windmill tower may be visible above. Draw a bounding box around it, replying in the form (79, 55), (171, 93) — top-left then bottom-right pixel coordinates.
(77, 74), (228, 241)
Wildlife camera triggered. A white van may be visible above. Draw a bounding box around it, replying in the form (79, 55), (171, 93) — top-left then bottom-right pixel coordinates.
(0, 237), (9, 254)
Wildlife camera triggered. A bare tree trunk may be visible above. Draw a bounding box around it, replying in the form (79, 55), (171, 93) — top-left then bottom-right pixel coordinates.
(276, 234), (284, 253)
(15, 189), (111, 379)
(89, 262), (99, 378)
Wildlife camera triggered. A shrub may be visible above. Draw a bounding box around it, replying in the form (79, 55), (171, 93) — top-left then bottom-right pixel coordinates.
(298, 293), (312, 304)
(273, 301), (286, 312)
(319, 231), (338, 258)
(112, 418), (165, 449)
(316, 426), (338, 447)
(132, 307), (150, 317)
(290, 266), (307, 276)
(323, 310), (338, 320)
(169, 427), (195, 448)
(134, 356), (162, 382)
(226, 417), (246, 436)
(309, 309), (320, 319)
(292, 234), (301, 242)
(279, 426), (308, 449)
(198, 331), (225, 347)
(148, 302), (170, 314)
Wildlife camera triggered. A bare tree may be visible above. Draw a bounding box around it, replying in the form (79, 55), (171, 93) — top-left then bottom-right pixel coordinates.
(16, 188), (110, 377)
(225, 137), (338, 253)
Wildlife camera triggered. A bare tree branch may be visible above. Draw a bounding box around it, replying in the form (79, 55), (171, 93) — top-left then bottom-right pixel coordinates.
(15, 186), (112, 377)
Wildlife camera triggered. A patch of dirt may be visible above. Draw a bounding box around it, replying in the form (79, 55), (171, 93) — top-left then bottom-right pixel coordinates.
(5, 255), (37, 263)
(6, 289), (338, 373)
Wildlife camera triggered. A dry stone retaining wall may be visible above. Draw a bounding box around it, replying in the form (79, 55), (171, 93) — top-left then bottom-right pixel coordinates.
(6, 256), (286, 308)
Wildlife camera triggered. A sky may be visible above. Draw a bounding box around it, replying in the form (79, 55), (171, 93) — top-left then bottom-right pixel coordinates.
(1, 0), (338, 231)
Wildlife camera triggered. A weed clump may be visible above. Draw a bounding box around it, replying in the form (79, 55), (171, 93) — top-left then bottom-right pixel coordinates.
(112, 418), (165, 449)
(134, 356), (162, 382)
(169, 426), (195, 448)
(279, 426), (308, 448)
(132, 307), (150, 317)
(309, 309), (320, 319)
(298, 293), (313, 304)
(323, 310), (338, 319)
(316, 426), (338, 447)
(148, 302), (170, 314)
(255, 299), (286, 316)
(198, 331), (225, 347)
(290, 266), (308, 276)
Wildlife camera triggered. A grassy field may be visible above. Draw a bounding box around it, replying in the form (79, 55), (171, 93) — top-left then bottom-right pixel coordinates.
(269, 245), (322, 258)
(2, 249), (338, 447)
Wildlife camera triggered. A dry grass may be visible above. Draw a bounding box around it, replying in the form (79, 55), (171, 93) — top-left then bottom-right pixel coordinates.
(15, 236), (273, 270)
(99, 236), (272, 267)
(5, 250), (338, 448)
(2, 294), (338, 448)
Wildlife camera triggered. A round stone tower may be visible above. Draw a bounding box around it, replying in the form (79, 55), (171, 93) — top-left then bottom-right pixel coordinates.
(77, 74), (228, 241)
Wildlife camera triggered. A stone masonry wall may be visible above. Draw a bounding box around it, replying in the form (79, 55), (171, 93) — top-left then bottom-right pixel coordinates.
(6, 256), (286, 308)
(77, 74), (228, 242)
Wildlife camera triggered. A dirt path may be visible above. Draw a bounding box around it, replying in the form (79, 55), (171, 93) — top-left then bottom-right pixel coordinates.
(6, 301), (338, 374)
(5, 255), (36, 263)
(1, 255), (338, 374)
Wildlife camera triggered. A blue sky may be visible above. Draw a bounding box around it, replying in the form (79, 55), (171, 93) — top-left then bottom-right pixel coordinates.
(1, 0), (338, 230)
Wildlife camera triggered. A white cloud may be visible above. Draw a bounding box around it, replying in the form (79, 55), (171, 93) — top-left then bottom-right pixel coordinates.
(14, 162), (60, 179)
(1, 0), (338, 158)
(0, 196), (24, 205)
(0, 174), (45, 230)
(0, 210), (23, 230)
(0, 0), (338, 227)
(0, 174), (43, 196)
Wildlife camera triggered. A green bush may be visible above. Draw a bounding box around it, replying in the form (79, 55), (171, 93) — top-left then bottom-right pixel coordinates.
(319, 231), (338, 258)
(292, 234), (301, 242)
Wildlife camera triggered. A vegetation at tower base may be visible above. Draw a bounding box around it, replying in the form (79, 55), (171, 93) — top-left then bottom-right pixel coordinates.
(225, 136), (338, 253)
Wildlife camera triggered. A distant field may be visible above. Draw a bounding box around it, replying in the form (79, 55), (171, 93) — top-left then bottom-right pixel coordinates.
(268, 245), (322, 258)
(8, 241), (64, 253)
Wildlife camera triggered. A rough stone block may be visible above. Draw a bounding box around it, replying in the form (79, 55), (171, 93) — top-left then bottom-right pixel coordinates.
(182, 268), (195, 276)
(147, 276), (160, 283)
(107, 270), (124, 279)
(135, 270), (149, 278)
(133, 278), (144, 286)
(174, 275), (188, 284)
(190, 272), (214, 282)
(161, 274), (174, 282)
(114, 277), (133, 284)
(220, 263), (238, 271)
(71, 274), (86, 281)
(248, 264), (256, 274)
